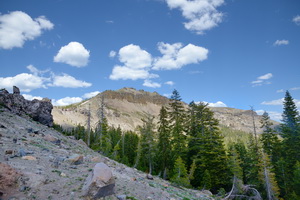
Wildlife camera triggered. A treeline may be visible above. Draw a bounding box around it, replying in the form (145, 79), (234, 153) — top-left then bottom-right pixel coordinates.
(54, 90), (300, 200)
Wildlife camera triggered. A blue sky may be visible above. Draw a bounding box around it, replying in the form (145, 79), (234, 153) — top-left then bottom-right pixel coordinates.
(1, 0), (300, 121)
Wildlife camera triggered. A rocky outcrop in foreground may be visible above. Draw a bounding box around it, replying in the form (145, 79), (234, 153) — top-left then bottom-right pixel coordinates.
(0, 108), (213, 200)
(0, 86), (53, 127)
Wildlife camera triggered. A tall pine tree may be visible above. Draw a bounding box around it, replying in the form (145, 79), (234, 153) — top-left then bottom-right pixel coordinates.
(187, 102), (230, 192)
(280, 91), (300, 196)
(168, 89), (187, 162)
(157, 106), (172, 179)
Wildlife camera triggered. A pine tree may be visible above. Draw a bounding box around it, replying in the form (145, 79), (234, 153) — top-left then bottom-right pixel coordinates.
(201, 169), (212, 190)
(100, 117), (112, 155)
(280, 91), (300, 196)
(260, 111), (282, 169)
(171, 157), (190, 187)
(139, 115), (156, 174)
(157, 106), (172, 179)
(168, 89), (187, 161)
(259, 152), (280, 200)
(293, 161), (300, 197)
(187, 102), (230, 191)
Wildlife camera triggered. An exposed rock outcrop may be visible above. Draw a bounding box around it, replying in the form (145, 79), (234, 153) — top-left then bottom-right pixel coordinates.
(0, 86), (53, 127)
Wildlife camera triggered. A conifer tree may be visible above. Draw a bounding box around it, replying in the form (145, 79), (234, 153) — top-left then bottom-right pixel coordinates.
(293, 161), (300, 198)
(260, 111), (281, 157)
(139, 115), (156, 174)
(187, 102), (229, 191)
(171, 157), (190, 187)
(168, 89), (187, 161)
(99, 117), (112, 155)
(157, 106), (172, 179)
(280, 91), (300, 195)
(259, 152), (280, 200)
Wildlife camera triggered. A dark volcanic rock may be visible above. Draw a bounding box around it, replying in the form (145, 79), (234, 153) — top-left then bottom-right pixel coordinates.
(0, 86), (53, 127)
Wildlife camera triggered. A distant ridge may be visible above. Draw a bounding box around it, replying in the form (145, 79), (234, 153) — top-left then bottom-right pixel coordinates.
(52, 87), (279, 133)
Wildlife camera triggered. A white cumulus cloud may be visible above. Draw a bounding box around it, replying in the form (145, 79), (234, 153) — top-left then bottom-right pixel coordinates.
(109, 44), (155, 80)
(165, 0), (225, 34)
(109, 66), (156, 81)
(50, 74), (92, 88)
(22, 94), (43, 101)
(293, 15), (300, 25)
(143, 80), (161, 88)
(273, 40), (289, 46)
(0, 73), (46, 92)
(251, 73), (273, 86)
(119, 44), (152, 69)
(153, 42), (208, 70)
(82, 91), (100, 99)
(0, 11), (53, 49)
(200, 101), (227, 107)
(54, 42), (90, 67)
(52, 97), (83, 106)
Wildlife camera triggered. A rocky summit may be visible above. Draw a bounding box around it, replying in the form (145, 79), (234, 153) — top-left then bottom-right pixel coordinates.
(0, 101), (212, 199)
(0, 86), (53, 127)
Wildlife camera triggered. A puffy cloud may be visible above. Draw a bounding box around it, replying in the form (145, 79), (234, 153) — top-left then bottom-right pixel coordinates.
(109, 50), (116, 58)
(165, 0), (224, 34)
(54, 42), (90, 67)
(153, 42), (208, 70)
(273, 40), (289, 46)
(293, 15), (300, 25)
(109, 42), (208, 83)
(52, 97), (83, 106)
(0, 11), (53, 49)
(109, 44), (155, 80)
(82, 91), (100, 99)
(251, 73), (273, 86)
(22, 94), (43, 101)
(165, 81), (175, 86)
(143, 80), (161, 88)
(110, 66), (154, 80)
(50, 74), (92, 88)
(0, 73), (46, 92)
(119, 44), (152, 69)
(199, 101), (227, 107)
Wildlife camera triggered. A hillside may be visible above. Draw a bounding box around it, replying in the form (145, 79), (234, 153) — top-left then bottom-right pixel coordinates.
(0, 101), (212, 200)
(52, 87), (279, 133)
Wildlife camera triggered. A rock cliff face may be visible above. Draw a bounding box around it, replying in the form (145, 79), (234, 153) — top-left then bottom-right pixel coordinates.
(52, 87), (279, 133)
(0, 86), (53, 127)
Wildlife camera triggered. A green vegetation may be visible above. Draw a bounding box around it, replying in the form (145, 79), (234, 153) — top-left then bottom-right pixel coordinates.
(53, 90), (300, 199)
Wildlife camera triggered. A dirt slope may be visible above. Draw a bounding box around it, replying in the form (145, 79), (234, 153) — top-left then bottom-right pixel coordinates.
(0, 108), (212, 200)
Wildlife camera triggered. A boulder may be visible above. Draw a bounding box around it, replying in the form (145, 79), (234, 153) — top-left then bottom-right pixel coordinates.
(43, 135), (59, 143)
(146, 174), (153, 180)
(66, 154), (84, 165)
(82, 162), (115, 199)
